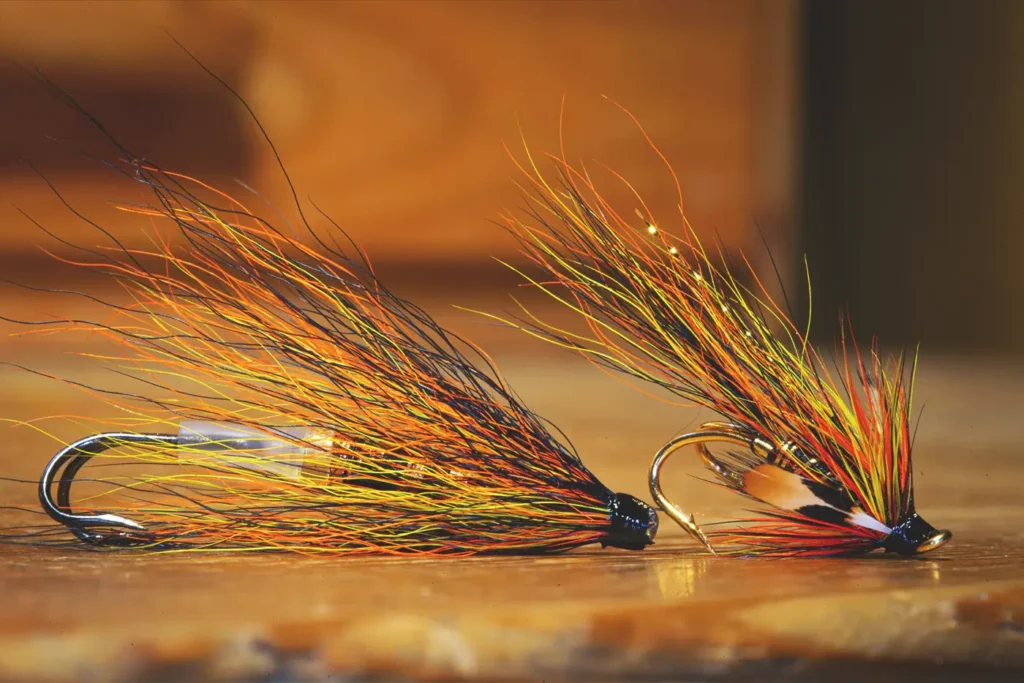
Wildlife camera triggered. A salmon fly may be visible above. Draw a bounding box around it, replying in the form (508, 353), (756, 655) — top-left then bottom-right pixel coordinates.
(2, 64), (658, 556)
(487, 108), (950, 557)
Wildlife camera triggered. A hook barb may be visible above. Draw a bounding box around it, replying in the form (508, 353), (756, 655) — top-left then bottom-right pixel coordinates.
(648, 422), (764, 555)
(39, 432), (178, 544)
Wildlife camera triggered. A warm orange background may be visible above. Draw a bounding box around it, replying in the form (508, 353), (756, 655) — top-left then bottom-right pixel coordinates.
(0, 0), (799, 285)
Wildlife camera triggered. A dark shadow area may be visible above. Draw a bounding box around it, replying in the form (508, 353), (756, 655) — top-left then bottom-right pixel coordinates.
(801, 0), (1024, 352)
(0, 64), (252, 180)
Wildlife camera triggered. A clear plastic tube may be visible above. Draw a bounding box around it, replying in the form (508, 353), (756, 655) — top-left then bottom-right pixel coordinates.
(177, 421), (334, 479)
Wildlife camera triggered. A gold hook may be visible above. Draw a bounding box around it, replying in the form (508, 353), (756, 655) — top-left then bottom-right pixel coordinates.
(648, 421), (767, 555)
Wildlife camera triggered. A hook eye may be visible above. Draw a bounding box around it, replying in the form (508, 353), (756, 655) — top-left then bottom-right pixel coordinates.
(648, 422), (761, 555)
(39, 432), (178, 544)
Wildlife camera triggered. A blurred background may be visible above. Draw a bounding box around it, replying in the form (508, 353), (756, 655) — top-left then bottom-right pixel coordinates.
(0, 0), (1022, 485)
(1, 0), (1021, 352)
(0, 0), (795, 325)
(803, 0), (1024, 352)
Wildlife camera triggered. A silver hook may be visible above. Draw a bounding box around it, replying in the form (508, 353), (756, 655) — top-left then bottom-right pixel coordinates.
(39, 432), (178, 544)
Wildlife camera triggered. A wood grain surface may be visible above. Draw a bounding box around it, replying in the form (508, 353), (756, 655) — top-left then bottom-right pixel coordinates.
(1, 289), (1023, 682)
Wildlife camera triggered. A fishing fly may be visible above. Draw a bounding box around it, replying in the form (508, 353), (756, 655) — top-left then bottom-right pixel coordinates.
(3, 62), (658, 556)
(487, 108), (950, 557)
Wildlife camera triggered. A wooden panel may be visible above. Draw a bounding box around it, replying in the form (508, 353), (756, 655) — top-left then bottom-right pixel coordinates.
(0, 0), (798, 270)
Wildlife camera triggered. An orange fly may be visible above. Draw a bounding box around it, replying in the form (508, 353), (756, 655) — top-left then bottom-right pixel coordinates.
(486, 104), (950, 557)
(1, 63), (658, 557)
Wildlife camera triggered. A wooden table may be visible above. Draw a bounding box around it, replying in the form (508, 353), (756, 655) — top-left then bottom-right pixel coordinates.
(1, 296), (1023, 682)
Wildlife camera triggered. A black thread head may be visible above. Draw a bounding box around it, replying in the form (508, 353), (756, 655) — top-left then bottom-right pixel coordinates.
(604, 492), (659, 550)
(881, 512), (951, 555)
